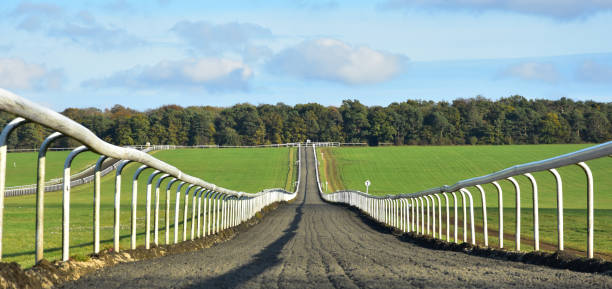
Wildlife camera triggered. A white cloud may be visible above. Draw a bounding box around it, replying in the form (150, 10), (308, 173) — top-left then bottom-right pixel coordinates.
(11, 4), (144, 50)
(576, 60), (612, 83)
(266, 38), (407, 85)
(83, 58), (252, 92)
(503, 62), (560, 83)
(11, 1), (63, 31)
(171, 21), (273, 61)
(47, 12), (145, 51)
(0, 58), (64, 90)
(381, 0), (612, 20)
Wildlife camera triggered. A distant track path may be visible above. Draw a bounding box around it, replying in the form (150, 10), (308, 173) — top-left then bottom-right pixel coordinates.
(61, 148), (612, 289)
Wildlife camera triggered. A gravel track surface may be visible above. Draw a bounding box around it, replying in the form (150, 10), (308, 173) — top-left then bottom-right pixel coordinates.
(61, 148), (612, 289)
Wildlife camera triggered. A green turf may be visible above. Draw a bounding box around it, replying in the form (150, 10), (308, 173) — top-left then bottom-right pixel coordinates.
(4, 151), (100, 187)
(2, 147), (295, 268)
(152, 148), (292, 194)
(321, 144), (612, 258)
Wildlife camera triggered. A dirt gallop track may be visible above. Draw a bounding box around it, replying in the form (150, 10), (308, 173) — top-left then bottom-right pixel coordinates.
(62, 148), (612, 289)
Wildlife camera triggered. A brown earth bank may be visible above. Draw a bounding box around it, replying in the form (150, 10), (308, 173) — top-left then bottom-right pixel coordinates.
(33, 147), (612, 289)
(0, 202), (283, 289)
(414, 215), (612, 261)
(344, 204), (612, 274)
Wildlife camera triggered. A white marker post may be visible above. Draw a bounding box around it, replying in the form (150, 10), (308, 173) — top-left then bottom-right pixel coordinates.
(365, 179), (371, 194)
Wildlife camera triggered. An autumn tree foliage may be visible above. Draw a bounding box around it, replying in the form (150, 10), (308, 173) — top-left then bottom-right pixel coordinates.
(1, 96), (610, 148)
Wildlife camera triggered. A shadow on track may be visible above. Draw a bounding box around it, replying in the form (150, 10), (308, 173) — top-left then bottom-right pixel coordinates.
(186, 191), (305, 289)
(185, 157), (309, 289)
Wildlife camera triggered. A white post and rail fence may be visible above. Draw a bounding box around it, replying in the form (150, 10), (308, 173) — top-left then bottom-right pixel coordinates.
(314, 140), (611, 259)
(0, 88), (300, 264)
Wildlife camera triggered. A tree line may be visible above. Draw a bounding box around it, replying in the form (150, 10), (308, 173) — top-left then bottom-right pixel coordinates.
(1, 95), (611, 148)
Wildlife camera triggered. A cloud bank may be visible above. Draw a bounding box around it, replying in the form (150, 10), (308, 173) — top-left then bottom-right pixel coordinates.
(83, 58), (253, 92)
(502, 62), (560, 83)
(172, 21), (273, 61)
(0, 58), (64, 90)
(576, 60), (612, 83)
(266, 38), (407, 85)
(11, 3), (144, 50)
(381, 0), (612, 19)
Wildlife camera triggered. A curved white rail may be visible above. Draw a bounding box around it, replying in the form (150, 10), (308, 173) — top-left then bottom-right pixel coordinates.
(0, 89), (298, 263)
(315, 141), (612, 259)
(0, 89), (249, 197)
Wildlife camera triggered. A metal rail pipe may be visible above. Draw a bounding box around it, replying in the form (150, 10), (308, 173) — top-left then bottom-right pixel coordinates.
(0, 90), (299, 263)
(93, 155), (108, 254)
(35, 132), (63, 263)
(146, 170), (162, 249)
(165, 178), (179, 244)
(203, 190), (214, 237)
(492, 181), (503, 248)
(549, 169), (563, 251)
(316, 142), (611, 258)
(196, 188), (205, 238)
(0, 89), (248, 198)
(132, 165), (149, 249)
(191, 188), (203, 240)
(63, 146), (89, 261)
(0, 117), (27, 260)
(577, 162), (594, 258)
(114, 160), (132, 251)
(175, 183), (190, 244)
(524, 173), (539, 251)
(183, 185), (198, 241)
(443, 193), (449, 242)
(507, 177), (521, 251)
(154, 174), (170, 245)
(475, 185), (488, 247)
(460, 190), (467, 243)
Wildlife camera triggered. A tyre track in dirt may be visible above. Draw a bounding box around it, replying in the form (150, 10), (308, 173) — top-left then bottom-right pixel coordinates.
(60, 147), (612, 289)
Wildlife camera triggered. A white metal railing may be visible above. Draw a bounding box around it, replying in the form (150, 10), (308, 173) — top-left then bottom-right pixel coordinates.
(3, 142), (329, 197)
(129, 143), (304, 150)
(7, 147), (77, 153)
(0, 89), (299, 264)
(3, 147), (156, 197)
(315, 142), (612, 259)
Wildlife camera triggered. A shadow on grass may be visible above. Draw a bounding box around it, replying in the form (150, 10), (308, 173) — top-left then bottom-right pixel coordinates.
(3, 218), (202, 259)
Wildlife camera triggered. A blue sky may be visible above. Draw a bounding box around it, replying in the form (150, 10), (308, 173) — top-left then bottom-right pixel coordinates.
(0, 0), (611, 111)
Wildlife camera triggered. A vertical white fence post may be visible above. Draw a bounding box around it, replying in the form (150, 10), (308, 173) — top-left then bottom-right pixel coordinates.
(549, 169), (563, 251)
(35, 132), (62, 263)
(524, 173), (539, 251)
(154, 174), (170, 246)
(0, 117), (27, 261)
(93, 155), (108, 254)
(577, 162), (594, 259)
(0, 91), (300, 265)
(507, 177), (521, 251)
(492, 181), (503, 249)
(63, 146), (89, 261)
(115, 160), (132, 252)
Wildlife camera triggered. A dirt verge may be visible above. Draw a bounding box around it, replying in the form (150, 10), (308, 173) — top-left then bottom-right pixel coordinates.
(335, 202), (612, 275)
(0, 202), (283, 289)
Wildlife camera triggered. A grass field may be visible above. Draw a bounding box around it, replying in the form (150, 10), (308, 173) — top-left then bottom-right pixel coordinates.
(3, 147), (295, 268)
(4, 151), (100, 187)
(319, 144), (612, 258)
